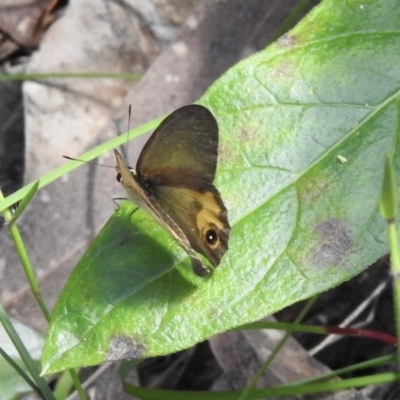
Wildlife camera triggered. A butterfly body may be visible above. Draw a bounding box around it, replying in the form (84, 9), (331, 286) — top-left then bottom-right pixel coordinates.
(115, 105), (230, 276)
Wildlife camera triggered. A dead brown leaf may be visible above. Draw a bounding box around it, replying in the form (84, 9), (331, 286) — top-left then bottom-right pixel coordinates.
(0, 0), (59, 59)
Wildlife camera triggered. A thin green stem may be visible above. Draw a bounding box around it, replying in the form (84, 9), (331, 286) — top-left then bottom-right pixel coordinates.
(124, 372), (400, 399)
(0, 302), (56, 399)
(0, 346), (41, 396)
(237, 320), (396, 345)
(238, 295), (319, 400)
(389, 222), (400, 274)
(0, 189), (50, 320)
(285, 354), (395, 387)
(0, 187), (88, 399)
(380, 153), (400, 375)
(388, 221), (400, 372)
(237, 321), (326, 334)
(53, 370), (75, 400)
(61, 369), (87, 400)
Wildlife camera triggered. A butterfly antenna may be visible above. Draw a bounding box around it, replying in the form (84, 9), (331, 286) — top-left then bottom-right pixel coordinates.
(62, 155), (114, 169)
(123, 104), (132, 161)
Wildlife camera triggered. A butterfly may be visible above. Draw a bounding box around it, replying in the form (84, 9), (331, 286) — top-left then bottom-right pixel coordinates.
(114, 104), (230, 276)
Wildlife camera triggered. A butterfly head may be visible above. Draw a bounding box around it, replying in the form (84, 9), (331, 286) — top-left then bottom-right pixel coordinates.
(114, 150), (137, 183)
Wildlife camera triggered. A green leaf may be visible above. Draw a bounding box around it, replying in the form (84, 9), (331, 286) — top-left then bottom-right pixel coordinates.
(42, 0), (400, 373)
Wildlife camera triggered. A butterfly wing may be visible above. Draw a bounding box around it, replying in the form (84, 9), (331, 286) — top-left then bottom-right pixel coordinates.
(137, 105), (230, 268)
(152, 185), (230, 268)
(137, 105), (218, 185)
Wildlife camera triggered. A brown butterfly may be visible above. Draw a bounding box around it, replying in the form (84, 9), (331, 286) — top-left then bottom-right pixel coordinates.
(114, 104), (230, 276)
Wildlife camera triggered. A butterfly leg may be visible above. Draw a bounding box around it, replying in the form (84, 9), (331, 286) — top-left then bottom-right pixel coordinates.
(128, 207), (139, 222)
(190, 257), (211, 276)
(113, 197), (127, 210)
(112, 197), (139, 222)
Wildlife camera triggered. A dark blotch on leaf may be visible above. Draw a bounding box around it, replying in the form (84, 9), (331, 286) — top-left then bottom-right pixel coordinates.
(309, 219), (353, 268)
(105, 334), (146, 361)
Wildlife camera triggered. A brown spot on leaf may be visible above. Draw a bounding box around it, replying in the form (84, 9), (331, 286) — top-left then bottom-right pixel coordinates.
(300, 176), (331, 205)
(105, 334), (146, 361)
(238, 126), (257, 142)
(218, 141), (235, 164)
(309, 219), (353, 268)
(269, 62), (293, 80)
(276, 33), (297, 47)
